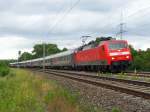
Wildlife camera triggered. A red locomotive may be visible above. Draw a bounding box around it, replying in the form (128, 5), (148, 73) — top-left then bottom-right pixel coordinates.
(75, 39), (132, 72)
(10, 37), (132, 72)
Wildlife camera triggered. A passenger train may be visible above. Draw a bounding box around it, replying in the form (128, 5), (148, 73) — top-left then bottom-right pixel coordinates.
(10, 38), (132, 72)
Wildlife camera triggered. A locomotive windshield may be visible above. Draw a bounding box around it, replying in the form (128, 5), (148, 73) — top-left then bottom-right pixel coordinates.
(109, 42), (128, 50)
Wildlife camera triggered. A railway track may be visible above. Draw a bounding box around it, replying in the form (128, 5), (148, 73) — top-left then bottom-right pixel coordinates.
(35, 69), (150, 100)
(125, 72), (150, 78)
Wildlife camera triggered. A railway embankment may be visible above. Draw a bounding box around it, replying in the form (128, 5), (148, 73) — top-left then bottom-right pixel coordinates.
(34, 69), (150, 112)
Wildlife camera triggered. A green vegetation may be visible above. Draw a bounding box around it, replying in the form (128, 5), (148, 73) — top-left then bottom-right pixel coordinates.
(0, 60), (16, 66)
(129, 46), (150, 71)
(112, 107), (122, 112)
(144, 78), (150, 82)
(19, 43), (68, 61)
(0, 69), (102, 112)
(0, 62), (10, 77)
(116, 73), (127, 79)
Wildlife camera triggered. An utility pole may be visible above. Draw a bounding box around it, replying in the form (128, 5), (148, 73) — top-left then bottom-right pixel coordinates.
(119, 23), (124, 40)
(23, 52), (26, 68)
(43, 42), (46, 71)
(18, 51), (21, 68)
(81, 35), (91, 45)
(117, 12), (126, 40)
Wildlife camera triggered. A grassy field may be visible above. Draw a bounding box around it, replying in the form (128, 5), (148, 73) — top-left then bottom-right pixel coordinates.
(0, 69), (105, 112)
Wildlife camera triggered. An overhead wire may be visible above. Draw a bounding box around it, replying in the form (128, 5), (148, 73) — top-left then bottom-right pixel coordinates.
(125, 6), (150, 22)
(46, 1), (150, 43)
(47, 0), (81, 35)
(124, 6), (150, 41)
(45, 1), (69, 36)
(89, 6), (150, 38)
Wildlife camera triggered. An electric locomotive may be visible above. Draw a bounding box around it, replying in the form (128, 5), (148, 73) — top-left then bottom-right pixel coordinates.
(75, 38), (132, 72)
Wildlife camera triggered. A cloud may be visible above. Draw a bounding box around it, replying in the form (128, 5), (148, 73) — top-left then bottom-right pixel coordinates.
(0, 0), (150, 59)
(0, 36), (34, 59)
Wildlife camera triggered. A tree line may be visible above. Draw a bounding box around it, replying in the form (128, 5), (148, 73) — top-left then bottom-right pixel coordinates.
(129, 46), (150, 71)
(18, 43), (67, 61)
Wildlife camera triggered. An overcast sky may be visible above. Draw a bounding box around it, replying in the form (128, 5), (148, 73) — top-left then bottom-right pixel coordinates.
(1, 0), (150, 59)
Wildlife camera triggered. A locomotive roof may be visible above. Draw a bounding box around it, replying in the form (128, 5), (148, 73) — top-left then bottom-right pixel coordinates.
(107, 40), (127, 42)
(100, 40), (127, 44)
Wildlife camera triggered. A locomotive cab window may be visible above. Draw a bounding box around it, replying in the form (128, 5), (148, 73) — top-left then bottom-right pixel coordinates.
(109, 42), (128, 50)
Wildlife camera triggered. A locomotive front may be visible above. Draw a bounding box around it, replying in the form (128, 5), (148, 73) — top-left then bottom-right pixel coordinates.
(107, 40), (132, 72)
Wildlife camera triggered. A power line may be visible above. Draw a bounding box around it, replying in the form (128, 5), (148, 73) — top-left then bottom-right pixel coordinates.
(89, 6), (150, 39)
(45, 2), (69, 37)
(125, 6), (150, 22)
(43, 0), (80, 71)
(123, 6), (150, 40)
(47, 2), (150, 44)
(42, 2), (67, 71)
(86, 13), (120, 38)
(47, 0), (81, 34)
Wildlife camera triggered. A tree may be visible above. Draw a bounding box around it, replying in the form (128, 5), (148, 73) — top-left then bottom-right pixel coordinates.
(0, 60), (16, 66)
(62, 48), (68, 52)
(32, 43), (66, 58)
(129, 45), (138, 57)
(18, 43), (68, 60)
(87, 37), (113, 47)
(128, 45), (150, 71)
(19, 52), (33, 61)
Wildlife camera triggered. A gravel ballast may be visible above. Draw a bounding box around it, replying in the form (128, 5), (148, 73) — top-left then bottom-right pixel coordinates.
(34, 71), (150, 112)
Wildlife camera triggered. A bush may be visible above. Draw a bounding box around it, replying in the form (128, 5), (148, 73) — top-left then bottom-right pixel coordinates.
(0, 62), (10, 77)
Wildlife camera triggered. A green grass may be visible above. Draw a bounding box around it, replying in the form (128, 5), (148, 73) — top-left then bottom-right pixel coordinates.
(112, 107), (122, 112)
(116, 73), (127, 79)
(0, 69), (103, 112)
(144, 77), (150, 82)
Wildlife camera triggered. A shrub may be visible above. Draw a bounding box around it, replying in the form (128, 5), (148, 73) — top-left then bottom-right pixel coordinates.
(0, 62), (10, 77)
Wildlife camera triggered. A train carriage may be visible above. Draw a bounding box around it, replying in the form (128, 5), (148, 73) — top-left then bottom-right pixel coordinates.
(44, 50), (75, 68)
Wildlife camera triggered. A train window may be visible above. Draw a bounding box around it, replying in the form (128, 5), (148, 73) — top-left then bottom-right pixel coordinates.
(109, 42), (128, 50)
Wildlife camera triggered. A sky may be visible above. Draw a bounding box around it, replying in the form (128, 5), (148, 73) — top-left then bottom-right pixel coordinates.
(1, 0), (150, 59)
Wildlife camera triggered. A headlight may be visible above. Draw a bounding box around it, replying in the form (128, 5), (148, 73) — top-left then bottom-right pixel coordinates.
(126, 56), (129, 59)
(112, 57), (115, 60)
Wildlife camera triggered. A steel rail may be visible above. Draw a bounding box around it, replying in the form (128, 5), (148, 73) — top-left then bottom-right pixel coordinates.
(125, 72), (150, 78)
(35, 69), (150, 100)
(45, 69), (150, 87)
(126, 71), (150, 75)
